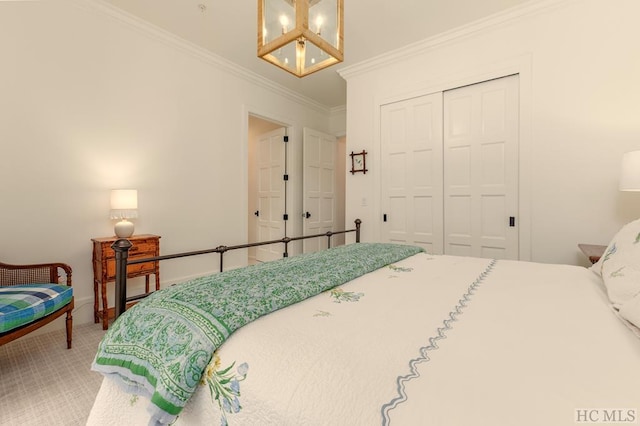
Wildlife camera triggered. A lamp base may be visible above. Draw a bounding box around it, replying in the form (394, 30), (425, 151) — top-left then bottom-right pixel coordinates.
(114, 220), (135, 238)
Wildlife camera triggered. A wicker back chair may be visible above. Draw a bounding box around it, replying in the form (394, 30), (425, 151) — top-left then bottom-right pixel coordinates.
(0, 261), (74, 348)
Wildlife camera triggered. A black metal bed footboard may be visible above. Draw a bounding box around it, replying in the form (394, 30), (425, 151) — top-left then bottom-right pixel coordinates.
(111, 219), (362, 320)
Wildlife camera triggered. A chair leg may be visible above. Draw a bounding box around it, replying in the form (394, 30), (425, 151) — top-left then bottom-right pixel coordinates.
(66, 309), (73, 349)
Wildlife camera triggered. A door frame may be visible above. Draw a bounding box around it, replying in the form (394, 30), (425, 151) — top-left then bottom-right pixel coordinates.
(373, 55), (533, 260)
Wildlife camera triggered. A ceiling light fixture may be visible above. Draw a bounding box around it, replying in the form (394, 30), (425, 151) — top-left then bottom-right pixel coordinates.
(258, 0), (343, 78)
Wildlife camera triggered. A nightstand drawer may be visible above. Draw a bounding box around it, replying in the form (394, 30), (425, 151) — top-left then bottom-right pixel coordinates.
(105, 257), (156, 280)
(98, 240), (158, 260)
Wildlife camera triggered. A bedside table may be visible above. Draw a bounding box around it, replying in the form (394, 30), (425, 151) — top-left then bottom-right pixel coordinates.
(92, 234), (160, 330)
(578, 243), (607, 265)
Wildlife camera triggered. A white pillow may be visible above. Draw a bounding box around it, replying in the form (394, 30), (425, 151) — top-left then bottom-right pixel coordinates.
(619, 295), (640, 334)
(593, 218), (640, 308)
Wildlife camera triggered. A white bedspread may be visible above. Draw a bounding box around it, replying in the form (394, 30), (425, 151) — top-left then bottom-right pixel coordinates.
(88, 253), (640, 425)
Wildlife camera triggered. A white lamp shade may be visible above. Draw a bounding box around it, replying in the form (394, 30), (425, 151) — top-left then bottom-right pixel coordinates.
(110, 189), (138, 209)
(110, 189), (138, 237)
(110, 189), (138, 220)
(620, 151), (640, 191)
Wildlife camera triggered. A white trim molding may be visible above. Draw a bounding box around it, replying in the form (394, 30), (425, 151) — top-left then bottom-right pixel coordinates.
(69, 0), (330, 114)
(338, 0), (573, 80)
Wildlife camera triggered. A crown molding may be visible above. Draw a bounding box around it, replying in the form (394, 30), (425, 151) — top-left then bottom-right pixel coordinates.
(338, 0), (574, 80)
(67, 0), (330, 114)
(330, 104), (347, 116)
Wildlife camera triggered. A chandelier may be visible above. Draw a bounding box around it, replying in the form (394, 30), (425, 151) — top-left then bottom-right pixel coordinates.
(258, 0), (344, 77)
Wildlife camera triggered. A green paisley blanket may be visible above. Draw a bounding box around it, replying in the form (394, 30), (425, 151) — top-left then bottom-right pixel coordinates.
(91, 243), (423, 425)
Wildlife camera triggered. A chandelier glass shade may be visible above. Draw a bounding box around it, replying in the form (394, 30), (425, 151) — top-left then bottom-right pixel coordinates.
(258, 0), (344, 77)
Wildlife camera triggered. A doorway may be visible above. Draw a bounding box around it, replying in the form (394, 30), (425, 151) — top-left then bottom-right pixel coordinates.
(247, 116), (347, 263)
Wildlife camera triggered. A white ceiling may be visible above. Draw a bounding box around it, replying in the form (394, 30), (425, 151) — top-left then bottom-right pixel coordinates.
(102, 0), (531, 108)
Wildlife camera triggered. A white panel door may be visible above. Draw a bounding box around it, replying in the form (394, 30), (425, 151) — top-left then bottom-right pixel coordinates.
(443, 75), (519, 259)
(256, 127), (286, 262)
(303, 127), (336, 254)
(380, 93), (444, 253)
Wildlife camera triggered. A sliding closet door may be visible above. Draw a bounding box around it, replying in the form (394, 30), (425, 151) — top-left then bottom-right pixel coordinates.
(443, 75), (519, 259)
(380, 93), (444, 253)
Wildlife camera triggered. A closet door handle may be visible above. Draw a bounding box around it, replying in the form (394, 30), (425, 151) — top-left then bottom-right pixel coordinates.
(254, 210), (260, 217)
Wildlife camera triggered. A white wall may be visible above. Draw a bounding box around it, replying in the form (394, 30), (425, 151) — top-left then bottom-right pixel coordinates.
(0, 0), (332, 329)
(330, 107), (347, 246)
(340, 0), (640, 265)
(329, 105), (347, 137)
(335, 136), (347, 246)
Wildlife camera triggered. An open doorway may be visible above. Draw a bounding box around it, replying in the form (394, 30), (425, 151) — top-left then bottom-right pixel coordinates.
(247, 115), (347, 264)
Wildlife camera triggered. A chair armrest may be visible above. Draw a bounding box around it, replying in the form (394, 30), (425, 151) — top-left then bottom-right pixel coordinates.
(0, 261), (72, 287)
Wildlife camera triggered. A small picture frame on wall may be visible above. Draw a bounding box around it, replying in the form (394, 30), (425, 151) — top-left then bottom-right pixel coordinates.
(349, 150), (368, 174)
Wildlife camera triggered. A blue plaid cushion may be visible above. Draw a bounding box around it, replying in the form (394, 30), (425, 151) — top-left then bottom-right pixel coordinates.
(0, 284), (73, 333)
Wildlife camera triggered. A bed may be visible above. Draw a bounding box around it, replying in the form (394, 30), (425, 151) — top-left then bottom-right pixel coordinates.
(88, 220), (640, 426)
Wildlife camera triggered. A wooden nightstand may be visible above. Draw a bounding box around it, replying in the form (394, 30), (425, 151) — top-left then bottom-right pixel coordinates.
(578, 243), (607, 265)
(92, 234), (160, 330)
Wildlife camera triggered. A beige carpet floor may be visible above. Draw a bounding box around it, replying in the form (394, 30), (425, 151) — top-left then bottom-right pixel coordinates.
(0, 323), (106, 426)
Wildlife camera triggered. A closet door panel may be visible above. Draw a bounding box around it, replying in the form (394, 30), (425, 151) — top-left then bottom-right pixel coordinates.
(443, 75), (519, 259)
(381, 93), (444, 253)
(388, 196), (407, 241)
(380, 74), (518, 259)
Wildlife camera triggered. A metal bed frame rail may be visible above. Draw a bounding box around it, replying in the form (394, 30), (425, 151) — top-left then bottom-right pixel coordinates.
(111, 219), (361, 319)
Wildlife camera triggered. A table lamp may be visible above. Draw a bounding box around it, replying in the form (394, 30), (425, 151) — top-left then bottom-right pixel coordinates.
(110, 189), (138, 238)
